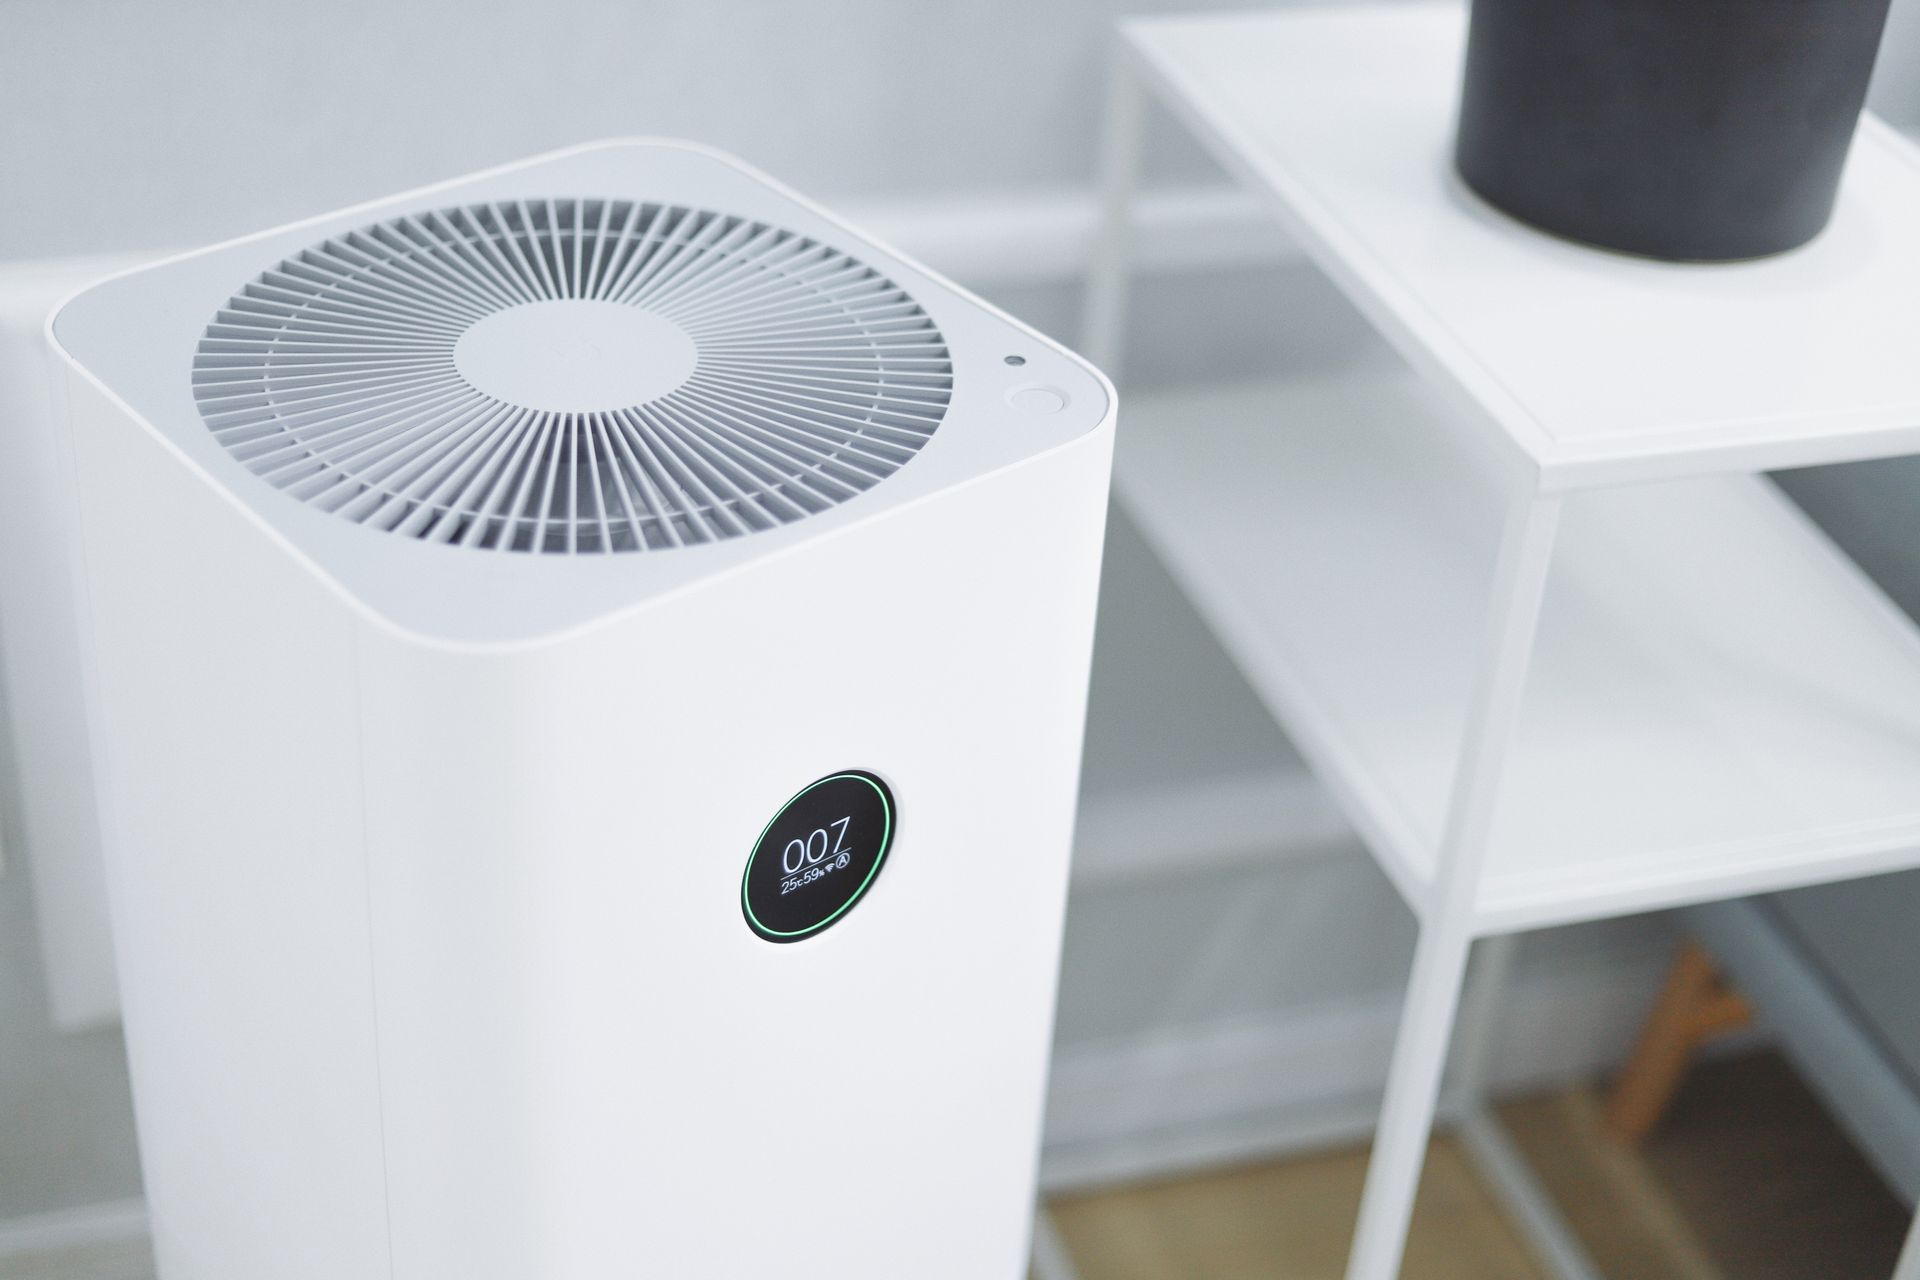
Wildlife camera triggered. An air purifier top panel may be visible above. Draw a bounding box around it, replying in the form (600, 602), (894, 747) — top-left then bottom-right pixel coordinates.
(50, 140), (1112, 647)
(193, 196), (952, 556)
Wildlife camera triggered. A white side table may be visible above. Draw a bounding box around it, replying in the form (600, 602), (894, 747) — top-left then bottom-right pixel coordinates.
(1084, 5), (1920, 1278)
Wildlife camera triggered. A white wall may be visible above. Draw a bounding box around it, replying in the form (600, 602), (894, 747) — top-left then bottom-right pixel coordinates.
(5, 0), (1920, 1235)
(0, 0), (1258, 260)
(10, 0), (1907, 261)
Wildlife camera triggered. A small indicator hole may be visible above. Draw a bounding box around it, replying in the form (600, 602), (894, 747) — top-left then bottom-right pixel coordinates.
(1004, 354), (1027, 366)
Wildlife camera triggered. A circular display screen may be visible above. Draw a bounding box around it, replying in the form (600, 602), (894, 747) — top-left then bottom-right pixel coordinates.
(742, 771), (896, 943)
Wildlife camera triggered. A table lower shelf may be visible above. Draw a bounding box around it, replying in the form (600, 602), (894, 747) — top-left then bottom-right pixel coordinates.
(1118, 362), (1920, 932)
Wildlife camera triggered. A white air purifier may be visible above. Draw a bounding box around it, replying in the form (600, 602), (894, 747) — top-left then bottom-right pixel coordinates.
(49, 140), (1114, 1280)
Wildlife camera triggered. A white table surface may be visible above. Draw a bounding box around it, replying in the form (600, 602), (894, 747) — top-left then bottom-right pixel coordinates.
(1119, 368), (1920, 932)
(1126, 2), (1920, 487)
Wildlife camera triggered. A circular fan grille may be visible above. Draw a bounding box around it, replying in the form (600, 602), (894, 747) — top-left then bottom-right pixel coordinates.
(191, 199), (953, 553)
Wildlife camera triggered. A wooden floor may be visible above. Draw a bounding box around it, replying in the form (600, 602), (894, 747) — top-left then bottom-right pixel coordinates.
(3, 1054), (1904, 1280)
(1048, 1051), (1909, 1280)
(1050, 1135), (1545, 1280)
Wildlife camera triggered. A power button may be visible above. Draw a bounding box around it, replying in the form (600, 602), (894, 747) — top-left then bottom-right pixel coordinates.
(1007, 385), (1069, 414)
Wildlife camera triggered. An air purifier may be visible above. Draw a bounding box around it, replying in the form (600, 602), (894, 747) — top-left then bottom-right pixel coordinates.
(49, 140), (1114, 1279)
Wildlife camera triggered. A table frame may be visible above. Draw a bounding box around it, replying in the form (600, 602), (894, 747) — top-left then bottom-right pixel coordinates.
(1073, 25), (1920, 1280)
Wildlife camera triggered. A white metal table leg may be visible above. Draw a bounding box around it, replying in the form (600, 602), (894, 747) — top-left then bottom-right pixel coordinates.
(1895, 1204), (1920, 1280)
(1447, 933), (1605, 1280)
(1346, 916), (1480, 1280)
(1456, 1111), (1604, 1280)
(1447, 932), (1520, 1110)
(1080, 40), (1146, 377)
(1029, 1204), (1082, 1280)
(1345, 491), (1564, 1280)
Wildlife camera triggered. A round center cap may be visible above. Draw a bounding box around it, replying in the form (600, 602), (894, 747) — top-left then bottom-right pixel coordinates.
(452, 300), (697, 413)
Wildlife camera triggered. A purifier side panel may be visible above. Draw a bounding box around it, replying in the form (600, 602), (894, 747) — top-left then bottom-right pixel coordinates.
(64, 374), (391, 1280)
(357, 424), (1114, 1280)
(0, 322), (116, 1028)
(343, 631), (560, 1276)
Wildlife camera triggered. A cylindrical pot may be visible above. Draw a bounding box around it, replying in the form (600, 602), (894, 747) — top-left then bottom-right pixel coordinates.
(1454, 0), (1895, 261)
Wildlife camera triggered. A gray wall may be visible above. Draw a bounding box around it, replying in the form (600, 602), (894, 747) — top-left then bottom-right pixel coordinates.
(6, 0), (1920, 1224)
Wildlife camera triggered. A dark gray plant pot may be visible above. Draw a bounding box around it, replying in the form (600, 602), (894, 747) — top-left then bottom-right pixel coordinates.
(1454, 0), (1895, 261)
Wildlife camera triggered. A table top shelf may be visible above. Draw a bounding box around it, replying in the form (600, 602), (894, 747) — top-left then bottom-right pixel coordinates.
(1124, 2), (1920, 489)
(1118, 364), (1920, 932)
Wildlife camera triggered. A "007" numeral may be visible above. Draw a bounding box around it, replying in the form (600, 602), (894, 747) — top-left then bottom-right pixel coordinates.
(781, 816), (852, 875)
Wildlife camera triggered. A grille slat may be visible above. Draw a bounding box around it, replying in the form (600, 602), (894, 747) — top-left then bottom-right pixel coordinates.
(193, 198), (950, 554)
